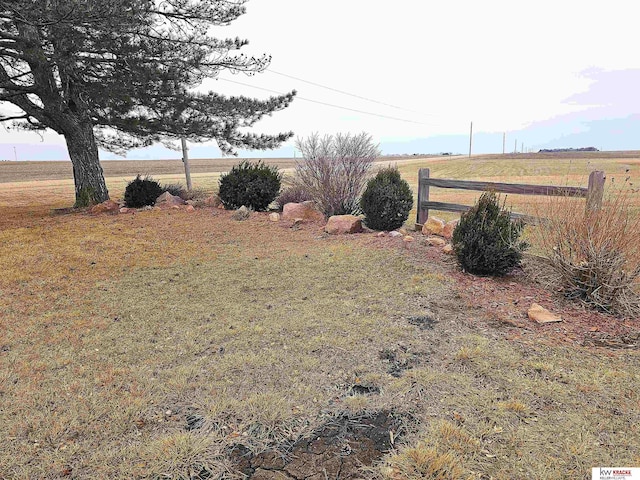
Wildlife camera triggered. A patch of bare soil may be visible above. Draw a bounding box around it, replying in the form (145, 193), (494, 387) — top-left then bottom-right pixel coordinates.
(351, 232), (640, 349)
(229, 412), (402, 480)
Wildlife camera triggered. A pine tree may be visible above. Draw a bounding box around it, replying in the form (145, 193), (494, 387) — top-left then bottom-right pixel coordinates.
(0, 0), (295, 206)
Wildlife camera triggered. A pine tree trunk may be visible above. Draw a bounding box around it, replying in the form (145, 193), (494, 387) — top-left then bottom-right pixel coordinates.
(63, 120), (109, 207)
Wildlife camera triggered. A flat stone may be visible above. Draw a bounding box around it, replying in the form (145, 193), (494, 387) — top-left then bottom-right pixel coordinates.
(442, 244), (454, 254)
(325, 215), (363, 234)
(528, 303), (562, 324)
(443, 220), (459, 239)
(389, 231), (403, 238)
(422, 216), (446, 236)
(156, 191), (185, 207)
(282, 201), (324, 222)
(269, 212), (280, 222)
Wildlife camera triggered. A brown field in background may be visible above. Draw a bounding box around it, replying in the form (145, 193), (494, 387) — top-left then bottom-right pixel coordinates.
(0, 154), (441, 184)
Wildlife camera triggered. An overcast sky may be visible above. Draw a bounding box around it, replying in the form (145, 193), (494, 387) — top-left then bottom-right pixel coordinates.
(1, 0), (639, 160)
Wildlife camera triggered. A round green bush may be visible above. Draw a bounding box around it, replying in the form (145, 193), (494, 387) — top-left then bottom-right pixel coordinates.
(452, 191), (529, 276)
(218, 160), (282, 211)
(360, 167), (414, 231)
(124, 175), (164, 208)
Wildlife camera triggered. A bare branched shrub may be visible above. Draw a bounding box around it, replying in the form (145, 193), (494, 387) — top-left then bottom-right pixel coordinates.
(530, 179), (640, 316)
(294, 132), (380, 217)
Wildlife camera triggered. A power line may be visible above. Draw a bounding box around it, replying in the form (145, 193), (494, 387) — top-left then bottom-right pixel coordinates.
(218, 77), (433, 125)
(267, 69), (436, 117)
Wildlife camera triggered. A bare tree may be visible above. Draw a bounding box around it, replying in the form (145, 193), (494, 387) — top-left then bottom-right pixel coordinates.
(294, 132), (379, 217)
(0, 0), (295, 206)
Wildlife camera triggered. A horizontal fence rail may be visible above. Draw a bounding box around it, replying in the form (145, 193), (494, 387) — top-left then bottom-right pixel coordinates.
(416, 169), (605, 228)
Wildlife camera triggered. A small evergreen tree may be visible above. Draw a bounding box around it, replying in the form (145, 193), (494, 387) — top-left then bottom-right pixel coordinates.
(360, 167), (413, 231)
(124, 175), (164, 208)
(218, 161), (282, 211)
(452, 192), (529, 276)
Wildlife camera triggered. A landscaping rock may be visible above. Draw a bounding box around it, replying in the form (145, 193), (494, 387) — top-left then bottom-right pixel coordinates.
(90, 200), (119, 214)
(398, 227), (409, 236)
(389, 231), (403, 238)
(443, 244), (454, 254)
(427, 236), (447, 247)
(443, 220), (459, 239)
(155, 191), (185, 208)
(204, 194), (221, 208)
(325, 215), (363, 234)
(403, 235), (415, 246)
(282, 201), (324, 222)
(528, 303), (562, 324)
(422, 216), (446, 236)
(185, 205), (195, 213)
(232, 205), (251, 221)
(269, 212), (280, 222)
(119, 207), (131, 214)
(377, 231), (387, 237)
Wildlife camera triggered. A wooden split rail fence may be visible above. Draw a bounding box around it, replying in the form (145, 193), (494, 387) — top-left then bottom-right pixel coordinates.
(415, 168), (605, 229)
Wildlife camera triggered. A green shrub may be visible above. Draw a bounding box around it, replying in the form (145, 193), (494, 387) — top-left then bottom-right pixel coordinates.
(360, 167), (413, 231)
(124, 175), (164, 208)
(74, 186), (96, 208)
(452, 192), (529, 276)
(218, 160), (282, 211)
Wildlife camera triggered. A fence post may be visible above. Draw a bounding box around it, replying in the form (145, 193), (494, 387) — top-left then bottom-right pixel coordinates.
(586, 170), (605, 211)
(416, 168), (430, 229)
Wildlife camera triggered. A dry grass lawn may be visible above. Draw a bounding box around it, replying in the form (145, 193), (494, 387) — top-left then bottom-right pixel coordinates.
(1, 152), (640, 479)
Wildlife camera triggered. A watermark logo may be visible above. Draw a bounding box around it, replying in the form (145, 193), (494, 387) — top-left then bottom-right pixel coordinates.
(593, 468), (640, 480)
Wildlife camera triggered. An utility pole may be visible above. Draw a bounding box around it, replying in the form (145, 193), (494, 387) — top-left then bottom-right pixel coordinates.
(468, 121), (473, 158)
(13, 146), (17, 161)
(514, 139), (517, 154)
(502, 133), (506, 154)
(180, 138), (193, 191)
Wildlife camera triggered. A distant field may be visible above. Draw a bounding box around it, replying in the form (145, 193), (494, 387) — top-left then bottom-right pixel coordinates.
(0, 154), (437, 184)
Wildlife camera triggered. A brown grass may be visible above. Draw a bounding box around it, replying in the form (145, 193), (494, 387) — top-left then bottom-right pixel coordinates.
(2, 152), (640, 479)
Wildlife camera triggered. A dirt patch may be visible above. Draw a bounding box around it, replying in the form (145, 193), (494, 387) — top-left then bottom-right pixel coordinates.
(229, 411), (402, 480)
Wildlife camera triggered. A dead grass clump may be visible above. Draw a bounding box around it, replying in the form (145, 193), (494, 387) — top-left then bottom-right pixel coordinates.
(382, 443), (467, 480)
(529, 180), (640, 316)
